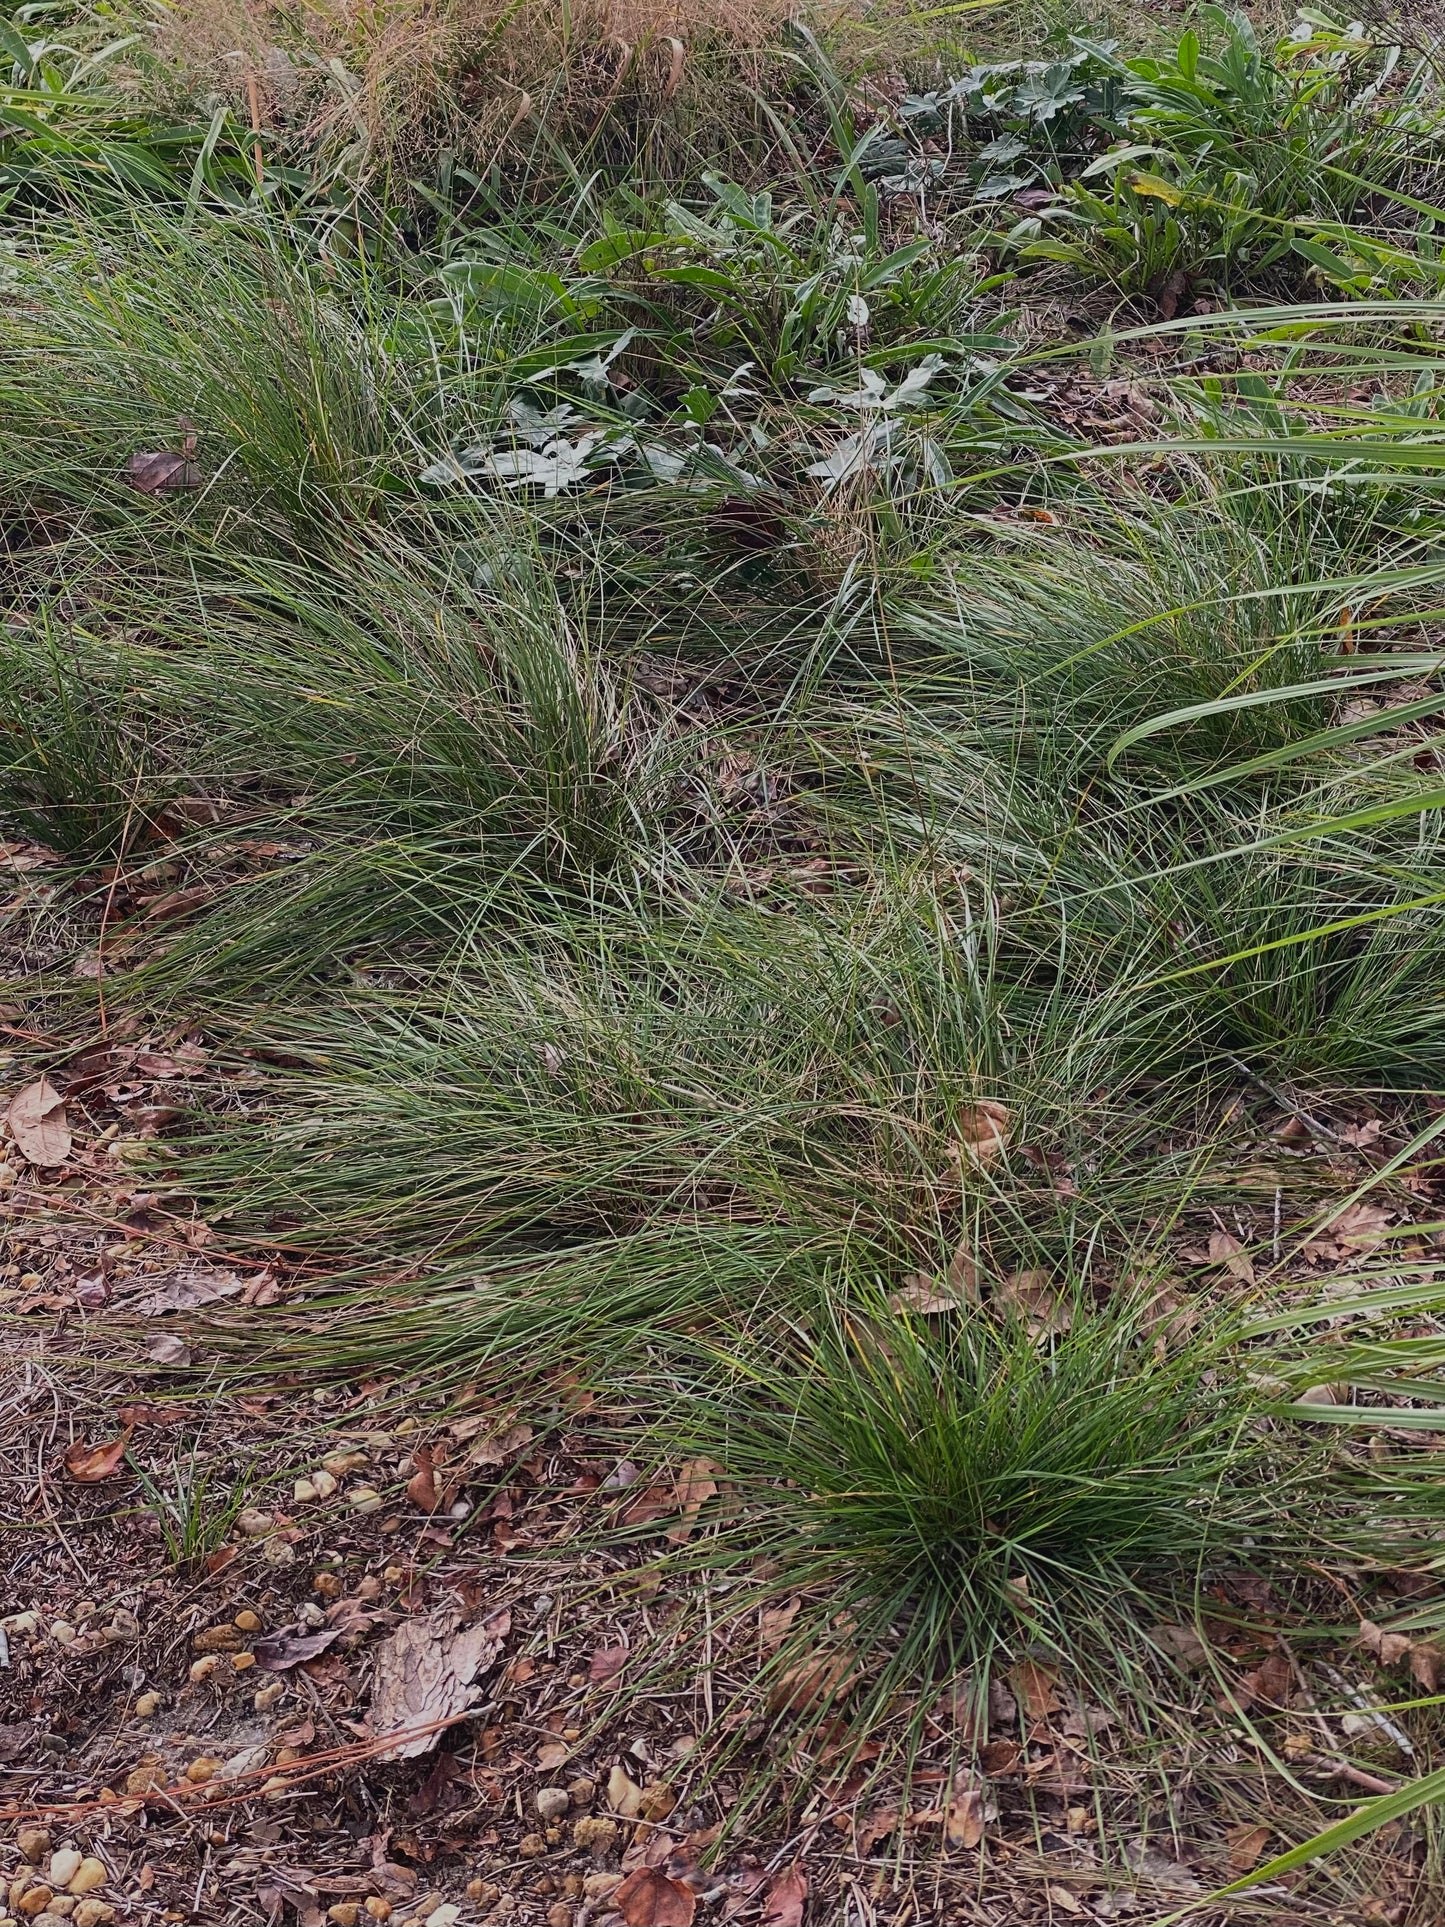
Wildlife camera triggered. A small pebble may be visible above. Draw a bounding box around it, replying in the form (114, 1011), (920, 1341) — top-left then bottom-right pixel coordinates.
(293, 1478), (318, 1504)
(2, 1613), (41, 1640)
(327, 1907), (359, 1927)
(45, 1859), (80, 1894)
(17, 1889), (53, 1918)
(322, 1450), (368, 1477)
(517, 1835), (546, 1859)
(535, 1788), (569, 1823)
(364, 1903), (391, 1923)
(73, 1906), (113, 1927)
(544, 1908), (570, 1927)
(231, 1652), (257, 1672)
(48, 1624), (75, 1647)
(233, 1610), (262, 1634)
(312, 1469), (338, 1499)
(133, 1692), (160, 1719)
(65, 1865), (106, 1900)
(235, 1508), (274, 1538)
(261, 1538), (296, 1568)
(46, 1902), (74, 1920)
(348, 1487), (382, 1514)
(185, 1759), (220, 1785)
(254, 1679), (285, 1713)
(312, 1572), (342, 1600)
(189, 1655), (221, 1683)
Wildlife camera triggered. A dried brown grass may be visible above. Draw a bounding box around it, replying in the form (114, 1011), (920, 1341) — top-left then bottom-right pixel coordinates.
(129, 0), (880, 180)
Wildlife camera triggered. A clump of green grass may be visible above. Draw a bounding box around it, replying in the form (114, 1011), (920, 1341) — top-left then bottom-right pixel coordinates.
(635, 1282), (1309, 1806)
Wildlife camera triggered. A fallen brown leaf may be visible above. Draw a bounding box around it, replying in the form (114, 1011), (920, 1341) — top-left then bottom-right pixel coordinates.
(1226, 1823), (1271, 1874)
(125, 447), (202, 495)
(1009, 1657), (1061, 1721)
(370, 1607), (510, 1760)
(253, 1626), (344, 1672)
(994, 1268), (1070, 1339)
(666, 1457), (720, 1544)
(760, 1864), (807, 1927)
(406, 1444), (440, 1513)
(954, 1098), (1010, 1167)
(945, 1786), (987, 1849)
(614, 1867), (695, 1927)
(1207, 1229), (1255, 1285)
(1237, 1648), (1291, 1708)
(63, 1428), (133, 1482)
(589, 1644), (629, 1685)
(6, 1076), (70, 1166)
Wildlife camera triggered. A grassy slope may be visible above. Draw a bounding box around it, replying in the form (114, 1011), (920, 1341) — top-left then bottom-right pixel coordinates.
(7, 0), (1445, 1913)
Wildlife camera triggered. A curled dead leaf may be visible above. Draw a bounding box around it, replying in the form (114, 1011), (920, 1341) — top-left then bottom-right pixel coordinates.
(766, 1649), (857, 1718)
(954, 1098), (1010, 1168)
(614, 1866), (695, 1927)
(64, 1427), (133, 1482)
(666, 1457), (719, 1545)
(406, 1444), (440, 1513)
(760, 1864), (807, 1927)
(6, 1076), (71, 1167)
(993, 1268), (1070, 1340)
(1207, 1229), (1255, 1285)
(1009, 1657), (1061, 1721)
(1225, 1823), (1271, 1874)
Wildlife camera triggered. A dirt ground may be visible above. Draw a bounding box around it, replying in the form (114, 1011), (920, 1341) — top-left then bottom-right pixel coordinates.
(1, 841), (1442, 1927)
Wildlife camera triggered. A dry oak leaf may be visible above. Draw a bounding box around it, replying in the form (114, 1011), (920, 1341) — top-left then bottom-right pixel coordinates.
(125, 441), (201, 495)
(666, 1457), (720, 1545)
(994, 1268), (1070, 1340)
(589, 1644), (629, 1685)
(945, 1786), (988, 1849)
(614, 1867), (695, 1927)
(953, 1099), (1010, 1168)
(1237, 1648), (1291, 1708)
(370, 1606), (509, 1760)
(1226, 1823), (1271, 1874)
(406, 1444), (440, 1513)
(1358, 1618), (1412, 1669)
(64, 1427), (133, 1482)
(1207, 1230), (1255, 1285)
(1009, 1657), (1062, 1722)
(766, 1649), (857, 1718)
(7, 1076), (70, 1166)
(129, 1266), (244, 1316)
(760, 1864), (808, 1927)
